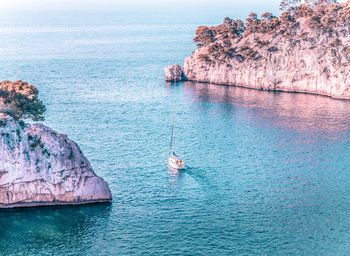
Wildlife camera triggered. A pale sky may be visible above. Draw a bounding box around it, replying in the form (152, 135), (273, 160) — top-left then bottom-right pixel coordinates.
(0, 0), (281, 11)
(1, 0), (347, 21)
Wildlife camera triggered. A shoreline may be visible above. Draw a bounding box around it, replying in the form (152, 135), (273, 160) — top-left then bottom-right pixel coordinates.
(0, 198), (112, 209)
(183, 79), (350, 101)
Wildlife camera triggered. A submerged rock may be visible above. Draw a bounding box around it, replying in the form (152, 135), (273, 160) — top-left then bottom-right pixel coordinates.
(165, 64), (184, 82)
(0, 114), (112, 208)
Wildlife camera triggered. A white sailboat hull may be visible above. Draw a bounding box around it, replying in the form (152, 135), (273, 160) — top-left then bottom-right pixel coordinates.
(167, 154), (185, 170)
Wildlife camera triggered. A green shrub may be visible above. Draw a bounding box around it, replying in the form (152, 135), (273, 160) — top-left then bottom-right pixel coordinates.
(0, 80), (46, 121)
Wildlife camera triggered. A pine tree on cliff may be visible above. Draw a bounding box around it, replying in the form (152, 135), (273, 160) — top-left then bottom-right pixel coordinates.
(0, 80), (46, 121)
(280, 0), (338, 13)
(245, 12), (260, 37)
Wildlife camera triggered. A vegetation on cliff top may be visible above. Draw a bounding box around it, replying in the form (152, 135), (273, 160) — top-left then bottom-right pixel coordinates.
(194, 0), (350, 47)
(0, 80), (46, 121)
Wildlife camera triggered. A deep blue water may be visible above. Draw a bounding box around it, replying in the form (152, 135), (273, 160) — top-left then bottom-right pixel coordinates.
(1, 10), (350, 255)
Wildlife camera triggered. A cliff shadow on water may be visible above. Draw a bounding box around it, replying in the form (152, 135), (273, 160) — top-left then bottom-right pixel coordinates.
(0, 204), (112, 255)
(182, 81), (350, 136)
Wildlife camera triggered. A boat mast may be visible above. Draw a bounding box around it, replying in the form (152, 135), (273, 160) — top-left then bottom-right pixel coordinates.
(169, 107), (176, 155)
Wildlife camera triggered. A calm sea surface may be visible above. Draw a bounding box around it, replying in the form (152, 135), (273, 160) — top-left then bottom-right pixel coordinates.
(1, 11), (350, 256)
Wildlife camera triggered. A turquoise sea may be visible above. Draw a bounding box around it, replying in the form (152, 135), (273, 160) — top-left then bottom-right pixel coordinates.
(1, 8), (350, 255)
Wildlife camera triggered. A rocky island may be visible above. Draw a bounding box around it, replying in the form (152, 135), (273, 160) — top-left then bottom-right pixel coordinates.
(0, 80), (112, 208)
(166, 0), (350, 99)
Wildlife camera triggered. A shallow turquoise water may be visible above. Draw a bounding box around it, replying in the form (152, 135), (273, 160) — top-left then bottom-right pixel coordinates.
(1, 11), (350, 255)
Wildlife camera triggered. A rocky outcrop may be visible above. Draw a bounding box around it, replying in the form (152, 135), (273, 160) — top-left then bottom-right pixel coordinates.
(165, 64), (183, 82)
(0, 114), (112, 208)
(171, 2), (350, 99)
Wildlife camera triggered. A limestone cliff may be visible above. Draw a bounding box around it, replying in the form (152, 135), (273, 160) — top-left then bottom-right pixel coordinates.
(169, 2), (350, 99)
(0, 114), (112, 208)
(165, 64), (183, 82)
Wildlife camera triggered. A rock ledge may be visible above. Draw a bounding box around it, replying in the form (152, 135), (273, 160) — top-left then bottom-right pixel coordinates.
(165, 64), (184, 82)
(0, 114), (112, 208)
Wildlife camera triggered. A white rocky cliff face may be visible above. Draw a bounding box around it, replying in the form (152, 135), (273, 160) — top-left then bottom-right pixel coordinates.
(165, 64), (183, 82)
(0, 114), (112, 208)
(183, 19), (350, 99)
(167, 4), (350, 99)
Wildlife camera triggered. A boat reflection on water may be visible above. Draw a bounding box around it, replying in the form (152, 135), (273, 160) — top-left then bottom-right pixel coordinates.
(167, 164), (185, 187)
(168, 166), (182, 177)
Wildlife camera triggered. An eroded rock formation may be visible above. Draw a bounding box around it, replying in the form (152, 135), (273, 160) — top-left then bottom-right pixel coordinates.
(165, 64), (183, 82)
(168, 2), (350, 99)
(0, 114), (112, 208)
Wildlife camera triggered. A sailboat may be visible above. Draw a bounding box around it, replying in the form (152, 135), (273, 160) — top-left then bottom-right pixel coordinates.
(167, 108), (185, 170)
